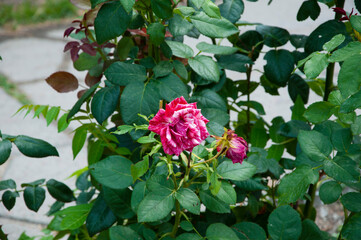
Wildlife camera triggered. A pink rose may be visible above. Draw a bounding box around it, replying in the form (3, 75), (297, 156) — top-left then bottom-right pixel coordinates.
(216, 130), (248, 164)
(148, 96), (209, 156)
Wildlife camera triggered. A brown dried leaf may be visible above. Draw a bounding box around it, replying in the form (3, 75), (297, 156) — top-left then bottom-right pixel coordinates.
(85, 72), (102, 87)
(46, 71), (79, 93)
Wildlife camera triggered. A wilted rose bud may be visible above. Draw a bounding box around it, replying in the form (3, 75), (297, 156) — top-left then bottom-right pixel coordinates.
(215, 129), (248, 164)
(148, 96), (209, 156)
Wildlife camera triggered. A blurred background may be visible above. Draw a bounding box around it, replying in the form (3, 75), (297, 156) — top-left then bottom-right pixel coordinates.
(0, 0), (357, 239)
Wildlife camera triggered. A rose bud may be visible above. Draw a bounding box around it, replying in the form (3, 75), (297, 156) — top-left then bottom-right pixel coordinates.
(215, 129), (248, 164)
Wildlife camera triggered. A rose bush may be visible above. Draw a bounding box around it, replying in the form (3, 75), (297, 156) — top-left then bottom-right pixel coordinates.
(0, 0), (361, 239)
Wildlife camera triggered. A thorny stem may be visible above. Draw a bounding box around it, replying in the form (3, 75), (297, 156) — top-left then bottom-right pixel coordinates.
(246, 64), (253, 139)
(86, 30), (107, 61)
(170, 166), (181, 237)
(304, 0), (345, 219)
(192, 148), (225, 167)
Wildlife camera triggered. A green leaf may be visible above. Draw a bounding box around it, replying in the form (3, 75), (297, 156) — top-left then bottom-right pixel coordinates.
(173, 60), (188, 79)
(350, 15), (361, 33)
(264, 50), (294, 87)
(21, 179), (45, 188)
(153, 61), (173, 78)
(117, 37), (134, 60)
(175, 188), (201, 215)
(0, 139), (12, 165)
(109, 226), (143, 240)
(304, 53), (329, 79)
(2, 190), (19, 211)
(131, 181), (148, 212)
(190, 89), (226, 110)
(105, 62), (147, 86)
(341, 212), (361, 240)
(94, 1), (132, 44)
(219, 0), (244, 23)
(319, 181), (342, 204)
(88, 140), (104, 165)
(72, 127), (87, 159)
(89, 155), (133, 189)
(232, 222), (267, 240)
(331, 128), (352, 152)
(298, 130), (332, 161)
(151, 0), (172, 19)
(304, 101), (335, 124)
(165, 40), (194, 58)
(137, 189), (175, 222)
(58, 113), (69, 133)
(120, 81), (161, 125)
(168, 14), (194, 37)
(189, 55), (219, 82)
(67, 82), (100, 121)
(341, 192), (361, 212)
(305, 20), (348, 53)
(46, 179), (75, 203)
(0, 179), (16, 190)
(180, 221), (194, 231)
(290, 34), (307, 49)
(216, 181), (236, 205)
(131, 157), (149, 181)
(340, 89), (361, 113)
(86, 194), (116, 236)
(297, 0), (320, 21)
(148, 23), (165, 46)
(14, 135), (58, 158)
(90, 0), (107, 8)
(177, 233), (202, 240)
(103, 187), (135, 219)
(267, 205), (302, 240)
(278, 165), (318, 205)
(23, 186), (46, 212)
(279, 120), (310, 138)
(190, 0), (204, 9)
(323, 34), (345, 52)
(217, 161), (257, 181)
(190, 11), (238, 38)
(299, 219), (328, 240)
(146, 174), (175, 192)
(120, 0), (135, 13)
(351, 115), (361, 135)
(288, 74), (309, 104)
(237, 100), (265, 115)
(55, 204), (92, 230)
(329, 41), (361, 62)
(324, 156), (359, 184)
(206, 223), (239, 240)
(250, 119), (268, 148)
(46, 106), (60, 126)
(256, 25), (290, 47)
(338, 54), (361, 99)
(74, 52), (100, 71)
(199, 189), (230, 213)
(91, 85), (120, 124)
(202, 0), (221, 18)
(196, 42), (238, 55)
(216, 54), (253, 72)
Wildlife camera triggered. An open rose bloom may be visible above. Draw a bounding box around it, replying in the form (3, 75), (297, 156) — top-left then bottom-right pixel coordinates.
(148, 97), (209, 156)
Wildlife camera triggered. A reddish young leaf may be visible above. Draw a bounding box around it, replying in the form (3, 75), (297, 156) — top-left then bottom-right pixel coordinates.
(64, 41), (80, 52)
(46, 71), (79, 93)
(77, 89), (87, 99)
(85, 72), (102, 87)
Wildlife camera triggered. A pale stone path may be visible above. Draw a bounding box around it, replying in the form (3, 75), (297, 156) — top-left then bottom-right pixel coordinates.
(0, 0), (356, 239)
